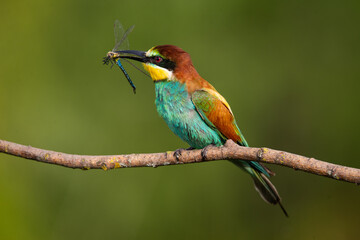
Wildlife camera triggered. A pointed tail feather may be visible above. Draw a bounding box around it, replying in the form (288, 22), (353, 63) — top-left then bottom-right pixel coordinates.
(231, 160), (288, 217)
(252, 171), (288, 217)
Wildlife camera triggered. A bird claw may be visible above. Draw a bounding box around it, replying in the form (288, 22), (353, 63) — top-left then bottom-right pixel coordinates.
(174, 148), (184, 161)
(174, 147), (195, 162)
(201, 144), (214, 160)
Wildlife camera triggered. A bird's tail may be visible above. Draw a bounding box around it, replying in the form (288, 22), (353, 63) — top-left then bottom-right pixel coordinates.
(231, 160), (288, 217)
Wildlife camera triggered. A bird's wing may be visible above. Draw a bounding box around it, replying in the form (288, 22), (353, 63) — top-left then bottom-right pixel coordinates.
(191, 88), (275, 177)
(191, 88), (248, 146)
(192, 89), (284, 213)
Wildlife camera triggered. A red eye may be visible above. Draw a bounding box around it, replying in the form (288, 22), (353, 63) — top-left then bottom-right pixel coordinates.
(154, 56), (162, 63)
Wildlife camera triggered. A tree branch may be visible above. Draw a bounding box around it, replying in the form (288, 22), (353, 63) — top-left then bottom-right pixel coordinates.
(0, 139), (359, 184)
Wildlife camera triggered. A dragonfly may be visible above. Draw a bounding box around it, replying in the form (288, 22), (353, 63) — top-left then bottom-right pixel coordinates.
(103, 20), (139, 93)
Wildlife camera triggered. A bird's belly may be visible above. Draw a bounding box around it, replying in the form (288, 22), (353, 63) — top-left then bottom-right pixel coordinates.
(155, 81), (223, 149)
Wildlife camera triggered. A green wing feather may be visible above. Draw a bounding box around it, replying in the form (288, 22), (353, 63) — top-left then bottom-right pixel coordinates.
(191, 90), (227, 142)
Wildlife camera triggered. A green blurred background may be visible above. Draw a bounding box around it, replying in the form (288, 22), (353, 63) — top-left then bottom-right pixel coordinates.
(1, 0), (359, 239)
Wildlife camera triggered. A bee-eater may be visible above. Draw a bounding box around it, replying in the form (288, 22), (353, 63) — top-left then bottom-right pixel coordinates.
(110, 45), (287, 216)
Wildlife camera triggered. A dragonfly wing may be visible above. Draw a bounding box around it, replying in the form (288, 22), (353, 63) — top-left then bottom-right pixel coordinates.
(113, 20), (123, 50)
(113, 20), (134, 51)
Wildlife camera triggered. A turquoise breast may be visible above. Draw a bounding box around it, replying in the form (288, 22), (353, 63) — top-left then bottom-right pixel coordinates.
(154, 81), (223, 149)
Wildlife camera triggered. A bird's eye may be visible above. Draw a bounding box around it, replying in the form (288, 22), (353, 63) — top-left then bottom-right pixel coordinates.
(154, 56), (163, 63)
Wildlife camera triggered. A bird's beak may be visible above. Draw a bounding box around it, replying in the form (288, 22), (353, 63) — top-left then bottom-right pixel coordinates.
(107, 50), (147, 63)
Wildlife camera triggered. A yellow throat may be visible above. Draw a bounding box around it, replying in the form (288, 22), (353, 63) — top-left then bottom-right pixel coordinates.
(142, 63), (172, 81)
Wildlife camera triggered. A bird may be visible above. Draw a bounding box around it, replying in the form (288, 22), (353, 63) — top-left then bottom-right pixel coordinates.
(109, 45), (288, 216)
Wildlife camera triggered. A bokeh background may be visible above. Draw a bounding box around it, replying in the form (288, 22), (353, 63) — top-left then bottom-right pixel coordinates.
(1, 0), (359, 239)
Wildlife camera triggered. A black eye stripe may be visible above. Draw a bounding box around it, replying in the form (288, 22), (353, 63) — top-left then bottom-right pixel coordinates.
(148, 56), (176, 71)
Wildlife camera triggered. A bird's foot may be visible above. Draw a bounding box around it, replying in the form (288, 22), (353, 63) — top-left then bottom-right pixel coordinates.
(201, 144), (215, 160)
(174, 147), (195, 162)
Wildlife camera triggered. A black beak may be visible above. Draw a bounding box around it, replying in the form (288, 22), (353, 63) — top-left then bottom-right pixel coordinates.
(110, 50), (147, 63)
